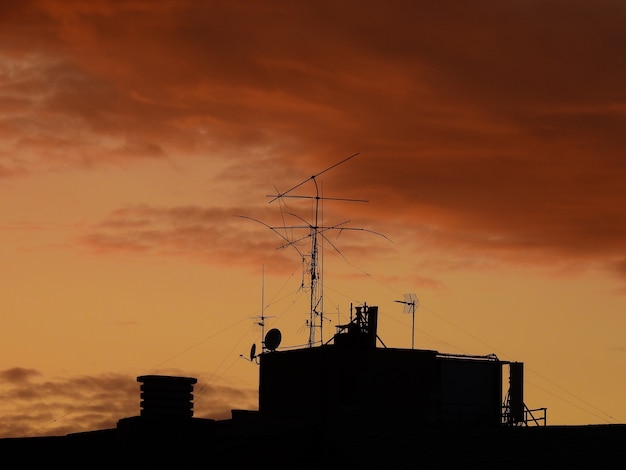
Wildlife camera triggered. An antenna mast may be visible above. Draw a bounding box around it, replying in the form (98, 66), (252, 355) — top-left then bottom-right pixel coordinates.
(238, 152), (391, 348)
(261, 264), (266, 352)
(268, 152), (367, 347)
(395, 293), (418, 349)
(253, 265), (274, 356)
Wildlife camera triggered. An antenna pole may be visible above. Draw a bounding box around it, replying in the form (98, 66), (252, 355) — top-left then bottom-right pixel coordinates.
(395, 293), (418, 349)
(308, 177), (320, 347)
(274, 154), (361, 348)
(319, 183), (324, 345)
(261, 264), (266, 352)
(411, 301), (415, 349)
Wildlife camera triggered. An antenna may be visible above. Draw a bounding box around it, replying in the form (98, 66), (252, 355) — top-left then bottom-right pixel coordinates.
(260, 264), (266, 351)
(237, 152), (391, 348)
(256, 265), (275, 353)
(394, 293), (418, 349)
(243, 265), (274, 364)
(268, 153), (369, 347)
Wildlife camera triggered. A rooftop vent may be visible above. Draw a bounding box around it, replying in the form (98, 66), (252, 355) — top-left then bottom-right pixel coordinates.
(137, 375), (197, 419)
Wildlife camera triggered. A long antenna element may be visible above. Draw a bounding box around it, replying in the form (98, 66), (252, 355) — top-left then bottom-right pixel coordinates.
(267, 152), (363, 204)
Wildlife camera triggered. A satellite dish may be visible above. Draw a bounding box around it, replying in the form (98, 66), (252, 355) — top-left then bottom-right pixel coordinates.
(250, 343), (257, 361)
(264, 328), (282, 351)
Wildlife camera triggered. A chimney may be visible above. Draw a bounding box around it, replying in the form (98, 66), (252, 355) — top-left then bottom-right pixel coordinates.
(137, 375), (197, 419)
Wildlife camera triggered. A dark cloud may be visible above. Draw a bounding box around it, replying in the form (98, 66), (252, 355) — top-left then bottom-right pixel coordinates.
(2, 0), (626, 283)
(77, 204), (296, 268)
(0, 367), (41, 384)
(0, 369), (135, 437)
(76, 201), (398, 279)
(0, 368), (257, 438)
(609, 259), (626, 278)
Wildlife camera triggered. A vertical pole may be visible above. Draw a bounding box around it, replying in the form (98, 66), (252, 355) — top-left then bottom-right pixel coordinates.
(261, 264), (265, 351)
(411, 301), (415, 349)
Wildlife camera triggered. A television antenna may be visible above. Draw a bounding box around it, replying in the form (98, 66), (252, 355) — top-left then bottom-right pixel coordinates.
(256, 264), (276, 353)
(394, 293), (418, 349)
(238, 152), (391, 348)
(242, 265), (275, 364)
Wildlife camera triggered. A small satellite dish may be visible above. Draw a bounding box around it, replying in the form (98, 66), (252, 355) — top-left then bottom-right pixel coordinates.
(264, 328), (282, 351)
(250, 343), (257, 361)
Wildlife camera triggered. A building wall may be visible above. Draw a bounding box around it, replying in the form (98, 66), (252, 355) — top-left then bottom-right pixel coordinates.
(259, 346), (503, 426)
(439, 358), (502, 425)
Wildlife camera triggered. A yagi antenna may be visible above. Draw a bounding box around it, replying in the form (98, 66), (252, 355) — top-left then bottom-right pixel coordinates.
(238, 152), (391, 348)
(267, 152), (371, 348)
(394, 293), (418, 349)
(267, 152), (363, 203)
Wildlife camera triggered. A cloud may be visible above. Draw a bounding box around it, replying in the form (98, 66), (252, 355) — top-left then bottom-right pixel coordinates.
(76, 204), (295, 268)
(0, 367), (41, 384)
(74, 200), (401, 279)
(609, 259), (626, 279)
(0, 369), (135, 438)
(2, 0), (626, 284)
(0, 367), (257, 438)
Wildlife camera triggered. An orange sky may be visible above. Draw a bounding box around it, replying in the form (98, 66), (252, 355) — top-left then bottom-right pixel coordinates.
(1, 0), (625, 437)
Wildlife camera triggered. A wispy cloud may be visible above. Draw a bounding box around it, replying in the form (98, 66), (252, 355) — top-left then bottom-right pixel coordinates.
(0, 367), (256, 438)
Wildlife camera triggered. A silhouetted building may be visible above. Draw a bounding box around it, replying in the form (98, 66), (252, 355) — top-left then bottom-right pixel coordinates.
(1, 302), (624, 468)
(261, 305), (498, 426)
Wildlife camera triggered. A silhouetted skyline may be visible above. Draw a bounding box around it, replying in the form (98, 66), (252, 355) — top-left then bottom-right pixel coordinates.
(1, 1), (625, 437)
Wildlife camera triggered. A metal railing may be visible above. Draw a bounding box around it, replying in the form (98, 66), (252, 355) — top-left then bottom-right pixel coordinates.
(502, 403), (547, 426)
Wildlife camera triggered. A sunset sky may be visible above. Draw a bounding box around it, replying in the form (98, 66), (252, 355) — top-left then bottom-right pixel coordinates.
(1, 0), (625, 438)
